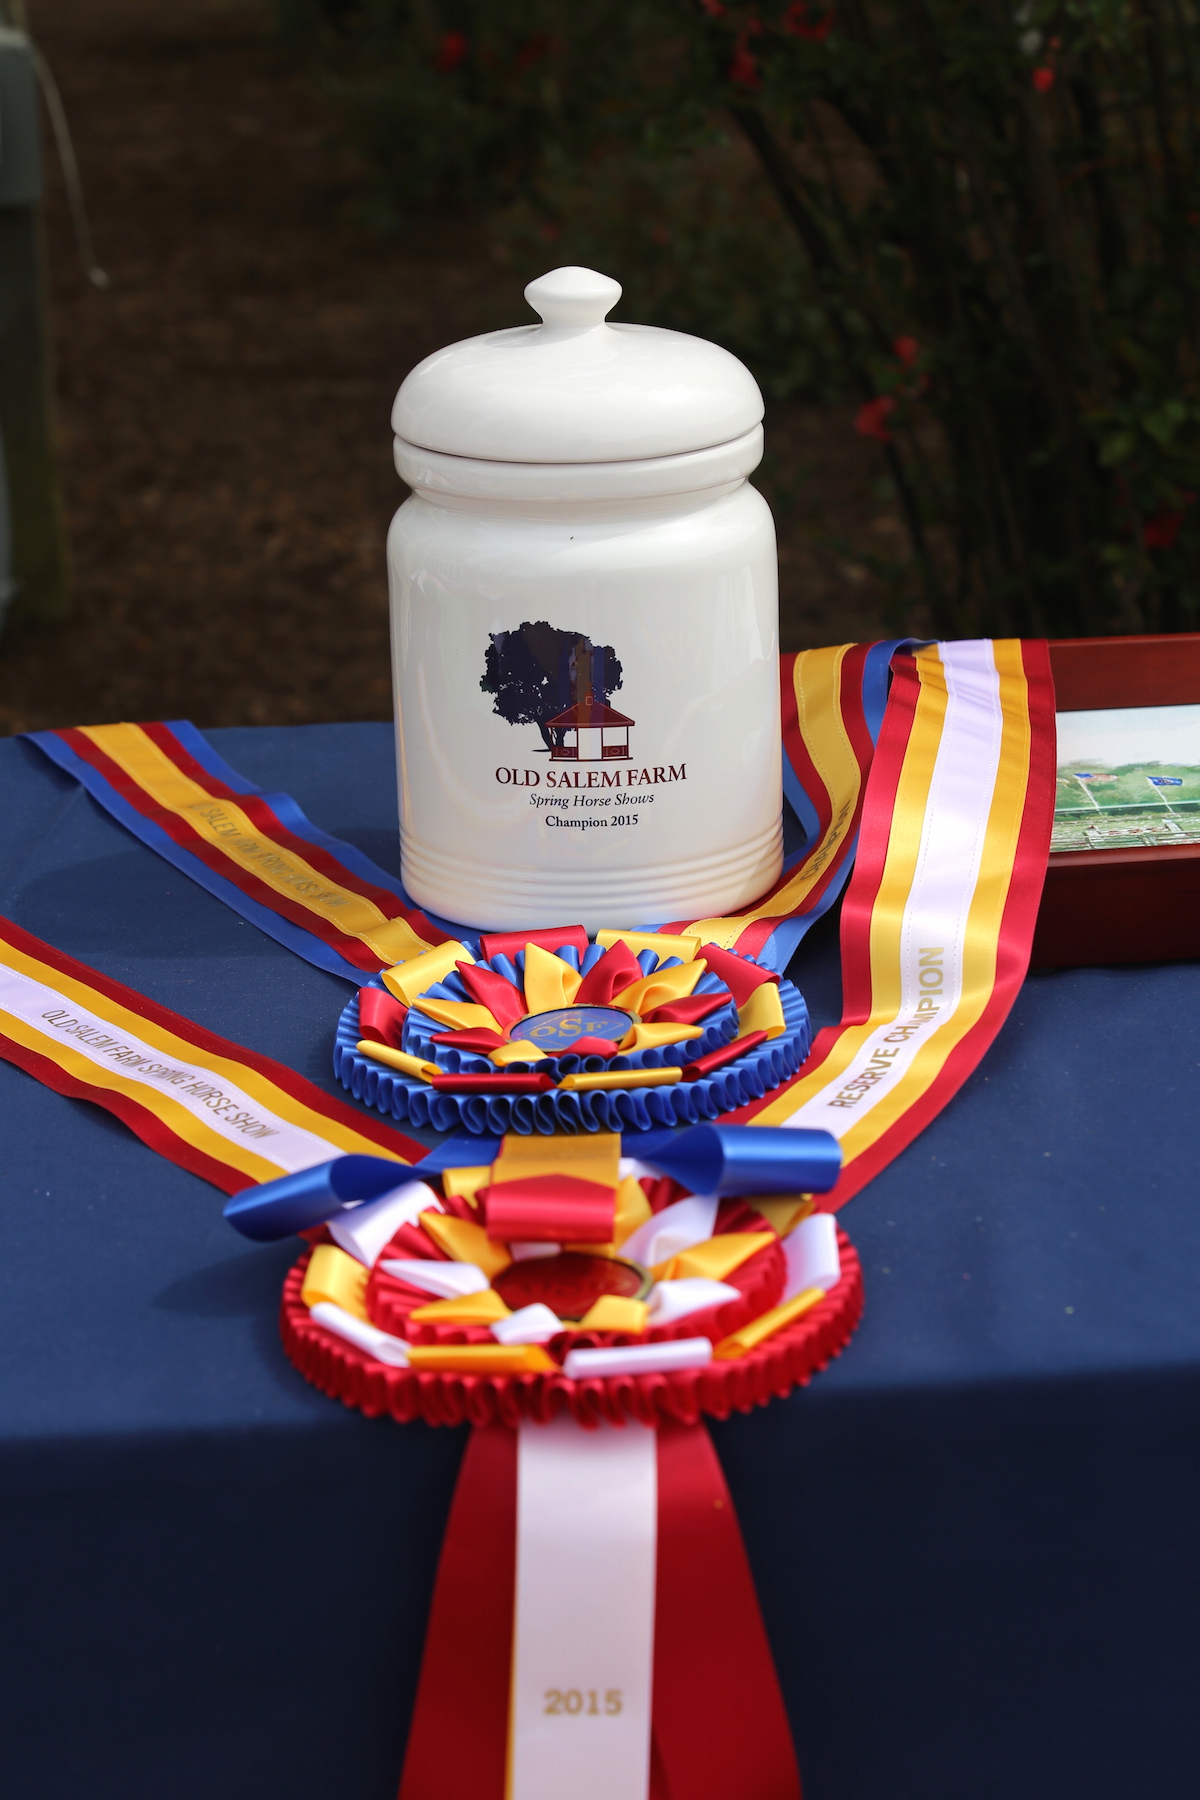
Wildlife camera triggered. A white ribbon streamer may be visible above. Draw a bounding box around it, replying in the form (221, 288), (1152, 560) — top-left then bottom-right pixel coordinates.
(780, 639), (1005, 1137)
(511, 1416), (657, 1800)
(0, 964), (346, 1171)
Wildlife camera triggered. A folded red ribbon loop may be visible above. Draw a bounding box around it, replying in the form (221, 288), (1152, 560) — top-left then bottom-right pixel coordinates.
(696, 944), (781, 1007)
(358, 987), (408, 1048)
(480, 1172), (617, 1243)
(479, 926), (589, 964)
(574, 940), (644, 1006)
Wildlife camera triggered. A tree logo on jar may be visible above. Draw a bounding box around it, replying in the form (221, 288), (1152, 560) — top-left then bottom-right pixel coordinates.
(480, 622), (634, 762)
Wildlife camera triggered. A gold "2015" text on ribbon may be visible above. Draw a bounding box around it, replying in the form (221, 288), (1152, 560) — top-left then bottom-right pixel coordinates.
(543, 1689), (623, 1716)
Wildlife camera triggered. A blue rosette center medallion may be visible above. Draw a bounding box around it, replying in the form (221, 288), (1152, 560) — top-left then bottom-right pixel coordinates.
(511, 1007), (635, 1053)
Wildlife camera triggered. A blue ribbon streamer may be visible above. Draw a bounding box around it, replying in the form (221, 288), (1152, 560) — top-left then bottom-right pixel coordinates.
(27, 652), (912, 987)
(25, 723), (479, 983)
(223, 1121), (840, 1243)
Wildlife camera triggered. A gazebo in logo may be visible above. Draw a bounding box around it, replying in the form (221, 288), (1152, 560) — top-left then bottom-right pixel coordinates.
(546, 691), (634, 763)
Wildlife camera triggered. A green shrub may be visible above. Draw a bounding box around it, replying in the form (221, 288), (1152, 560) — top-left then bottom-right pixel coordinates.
(282, 0), (1200, 637)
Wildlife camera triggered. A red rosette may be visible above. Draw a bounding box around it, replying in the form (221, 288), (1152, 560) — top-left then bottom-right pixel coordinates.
(367, 1231), (784, 1352)
(280, 1227), (863, 1428)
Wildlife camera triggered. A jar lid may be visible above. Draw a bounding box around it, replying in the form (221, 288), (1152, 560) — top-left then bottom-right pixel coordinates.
(392, 266), (763, 465)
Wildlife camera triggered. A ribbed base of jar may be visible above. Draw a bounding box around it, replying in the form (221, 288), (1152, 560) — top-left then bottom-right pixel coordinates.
(400, 819), (783, 932)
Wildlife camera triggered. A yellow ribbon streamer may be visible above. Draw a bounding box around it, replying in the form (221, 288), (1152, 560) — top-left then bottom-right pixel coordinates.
(747, 641), (1034, 1188)
(0, 935), (411, 1187)
(680, 643), (863, 946)
(81, 724), (440, 967)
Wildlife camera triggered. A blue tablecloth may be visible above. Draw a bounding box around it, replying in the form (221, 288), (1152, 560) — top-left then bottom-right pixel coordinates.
(2, 725), (1198, 1800)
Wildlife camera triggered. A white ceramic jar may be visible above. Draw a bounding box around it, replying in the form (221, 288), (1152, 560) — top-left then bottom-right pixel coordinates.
(388, 266), (782, 932)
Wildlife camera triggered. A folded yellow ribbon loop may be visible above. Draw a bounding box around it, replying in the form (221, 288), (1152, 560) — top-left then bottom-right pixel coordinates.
(489, 1041), (551, 1067)
(577, 1296), (650, 1334)
(736, 983), (786, 1040)
(654, 1233), (775, 1284)
(419, 1213), (512, 1279)
(405, 1344), (556, 1374)
(410, 1289), (512, 1325)
(408, 998), (501, 1035)
(356, 1042), (439, 1082)
(713, 1286), (826, 1358)
(558, 1067), (681, 1093)
(611, 1175), (652, 1249)
(301, 1245), (370, 1321)
(381, 940), (475, 1006)
(441, 1166), (492, 1206)
(611, 960), (707, 1017)
(745, 1196), (815, 1236)
(492, 1130), (621, 1189)
(521, 943), (583, 1012)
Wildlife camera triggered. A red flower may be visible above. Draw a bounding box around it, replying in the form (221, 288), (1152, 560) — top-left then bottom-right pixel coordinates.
(894, 335), (920, 367)
(728, 19), (763, 87)
(434, 30), (468, 73)
(784, 2), (834, 40)
(854, 396), (895, 442)
(1031, 66), (1055, 93)
(726, 23), (766, 88)
(1143, 509), (1186, 550)
(699, 0), (726, 13)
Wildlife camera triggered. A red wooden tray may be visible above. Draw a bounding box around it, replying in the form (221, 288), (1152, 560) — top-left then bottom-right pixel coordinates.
(1031, 633), (1200, 968)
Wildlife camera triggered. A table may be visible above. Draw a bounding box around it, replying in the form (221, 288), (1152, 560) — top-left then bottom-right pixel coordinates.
(2, 724), (1198, 1800)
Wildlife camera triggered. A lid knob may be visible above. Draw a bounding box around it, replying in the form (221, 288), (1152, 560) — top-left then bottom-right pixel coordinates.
(524, 266), (622, 331)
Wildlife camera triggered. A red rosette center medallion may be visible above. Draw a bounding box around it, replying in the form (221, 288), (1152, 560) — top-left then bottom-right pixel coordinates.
(493, 1252), (651, 1321)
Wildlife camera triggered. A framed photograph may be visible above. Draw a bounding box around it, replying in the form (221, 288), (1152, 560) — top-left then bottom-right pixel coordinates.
(1032, 633), (1200, 968)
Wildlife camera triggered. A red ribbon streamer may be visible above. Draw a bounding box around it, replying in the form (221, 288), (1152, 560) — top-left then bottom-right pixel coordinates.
(398, 1421), (801, 1800)
(651, 1420), (801, 1800)
(398, 1427), (517, 1800)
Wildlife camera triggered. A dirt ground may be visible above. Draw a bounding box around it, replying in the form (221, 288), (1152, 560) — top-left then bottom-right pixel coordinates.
(0, 0), (893, 735)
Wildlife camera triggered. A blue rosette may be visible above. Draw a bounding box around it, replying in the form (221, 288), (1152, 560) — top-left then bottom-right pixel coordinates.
(333, 940), (811, 1136)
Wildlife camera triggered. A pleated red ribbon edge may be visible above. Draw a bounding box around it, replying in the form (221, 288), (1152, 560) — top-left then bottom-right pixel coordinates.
(397, 1422), (801, 1800)
(281, 1230), (863, 1430)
